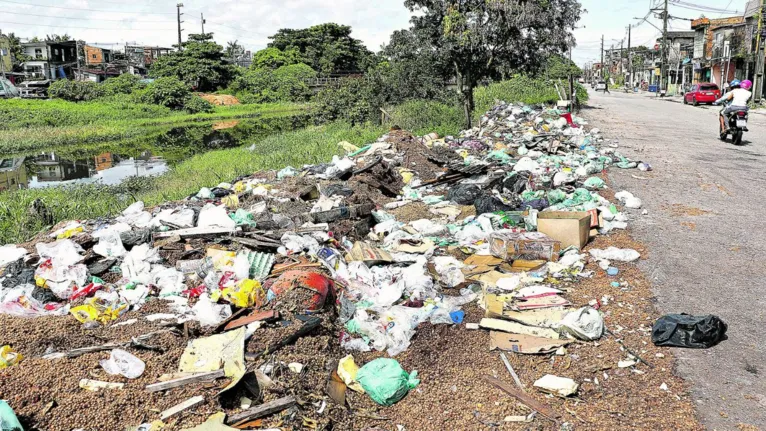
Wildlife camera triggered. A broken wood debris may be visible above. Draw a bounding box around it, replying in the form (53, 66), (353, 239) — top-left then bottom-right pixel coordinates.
(160, 395), (205, 420)
(226, 395), (296, 426)
(145, 369), (226, 393)
(483, 375), (560, 422)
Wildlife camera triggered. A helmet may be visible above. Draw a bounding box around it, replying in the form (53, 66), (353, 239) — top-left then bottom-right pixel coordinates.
(741, 79), (753, 90)
(730, 79), (741, 88)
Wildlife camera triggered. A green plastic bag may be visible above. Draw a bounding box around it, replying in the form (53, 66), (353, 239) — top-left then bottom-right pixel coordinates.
(0, 401), (23, 431)
(547, 189), (567, 205)
(229, 209), (256, 227)
(583, 177), (606, 190)
(356, 358), (420, 406)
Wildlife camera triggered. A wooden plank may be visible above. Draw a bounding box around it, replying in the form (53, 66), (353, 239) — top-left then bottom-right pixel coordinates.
(224, 310), (279, 331)
(499, 353), (524, 391)
(153, 227), (235, 239)
(483, 375), (560, 421)
(160, 395), (205, 420)
(226, 396), (296, 426)
(145, 369), (225, 393)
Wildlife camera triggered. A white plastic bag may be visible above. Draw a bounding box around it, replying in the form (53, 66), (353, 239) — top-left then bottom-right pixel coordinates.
(559, 307), (604, 341)
(432, 257), (465, 288)
(99, 349), (145, 379)
(410, 219), (447, 236)
(0, 245), (26, 267)
(192, 293), (232, 327)
(93, 229), (126, 258)
(197, 204), (236, 230)
(589, 247), (640, 262)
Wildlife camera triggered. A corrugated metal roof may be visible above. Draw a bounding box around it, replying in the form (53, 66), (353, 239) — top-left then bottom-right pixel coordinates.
(745, 0), (760, 18)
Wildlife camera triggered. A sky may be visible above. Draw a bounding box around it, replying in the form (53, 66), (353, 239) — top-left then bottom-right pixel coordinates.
(0, 0), (414, 51)
(572, 0), (751, 67)
(0, 0), (750, 63)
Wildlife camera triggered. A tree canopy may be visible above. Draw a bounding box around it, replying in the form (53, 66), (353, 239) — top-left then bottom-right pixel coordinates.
(403, 0), (583, 126)
(267, 23), (374, 75)
(150, 33), (235, 91)
(252, 47), (303, 70)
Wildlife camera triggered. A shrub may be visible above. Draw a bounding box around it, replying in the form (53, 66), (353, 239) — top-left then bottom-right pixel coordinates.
(313, 77), (380, 125)
(48, 80), (104, 102)
(474, 76), (589, 115)
(139, 77), (191, 109)
(230, 63), (316, 103)
(101, 73), (144, 96)
(184, 95), (214, 113)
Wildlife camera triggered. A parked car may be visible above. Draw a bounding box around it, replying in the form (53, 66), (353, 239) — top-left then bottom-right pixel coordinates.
(684, 83), (721, 106)
(596, 81), (607, 91)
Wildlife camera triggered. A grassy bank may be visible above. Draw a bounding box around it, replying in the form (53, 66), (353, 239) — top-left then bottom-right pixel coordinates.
(0, 101), (308, 155)
(0, 122), (384, 244)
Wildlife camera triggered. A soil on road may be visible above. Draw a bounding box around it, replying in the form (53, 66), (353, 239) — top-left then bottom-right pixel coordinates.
(584, 89), (766, 431)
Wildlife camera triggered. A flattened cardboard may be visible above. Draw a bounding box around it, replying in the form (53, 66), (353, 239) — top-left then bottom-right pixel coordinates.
(489, 232), (561, 262)
(490, 331), (570, 354)
(479, 318), (561, 339)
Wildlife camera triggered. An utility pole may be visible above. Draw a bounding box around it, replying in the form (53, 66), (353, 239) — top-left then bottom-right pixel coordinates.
(600, 35), (605, 79)
(176, 3), (184, 51)
(200, 13), (206, 35)
(627, 24), (632, 88)
(661, 0), (669, 94)
(568, 46), (574, 110)
(620, 39), (625, 84)
(754, 0), (765, 102)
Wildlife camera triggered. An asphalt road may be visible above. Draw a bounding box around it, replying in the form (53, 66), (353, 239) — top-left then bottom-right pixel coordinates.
(584, 89), (766, 430)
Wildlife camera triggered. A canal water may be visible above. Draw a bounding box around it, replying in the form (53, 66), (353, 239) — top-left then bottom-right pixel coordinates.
(0, 114), (310, 193)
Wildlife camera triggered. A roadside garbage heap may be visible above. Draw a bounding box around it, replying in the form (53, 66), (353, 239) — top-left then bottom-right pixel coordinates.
(0, 101), (660, 429)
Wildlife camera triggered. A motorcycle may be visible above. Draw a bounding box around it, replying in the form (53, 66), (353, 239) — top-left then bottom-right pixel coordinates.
(717, 103), (749, 146)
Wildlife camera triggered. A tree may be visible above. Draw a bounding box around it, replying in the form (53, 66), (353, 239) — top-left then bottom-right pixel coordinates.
(252, 47), (302, 70)
(5, 33), (29, 72)
(225, 40), (245, 58)
(149, 33), (235, 91)
(544, 54), (583, 80)
(230, 63), (316, 103)
(267, 23), (374, 75)
(403, 0), (583, 127)
(45, 34), (71, 42)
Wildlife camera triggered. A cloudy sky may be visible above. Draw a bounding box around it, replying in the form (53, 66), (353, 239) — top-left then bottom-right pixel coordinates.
(0, 0), (750, 63)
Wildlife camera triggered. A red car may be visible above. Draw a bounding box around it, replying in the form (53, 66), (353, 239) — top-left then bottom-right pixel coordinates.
(684, 83), (721, 106)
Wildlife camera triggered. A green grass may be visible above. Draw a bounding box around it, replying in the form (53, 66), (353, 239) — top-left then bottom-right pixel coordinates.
(385, 100), (464, 137)
(0, 103), (309, 155)
(0, 122), (384, 245)
(474, 75), (589, 115)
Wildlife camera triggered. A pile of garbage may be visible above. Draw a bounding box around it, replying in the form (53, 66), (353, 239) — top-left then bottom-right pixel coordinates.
(0, 102), (656, 429)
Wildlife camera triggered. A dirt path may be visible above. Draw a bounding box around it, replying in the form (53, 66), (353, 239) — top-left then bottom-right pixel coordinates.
(584, 89), (766, 430)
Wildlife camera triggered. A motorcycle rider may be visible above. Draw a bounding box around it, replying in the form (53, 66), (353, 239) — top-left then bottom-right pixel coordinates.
(714, 79), (752, 132)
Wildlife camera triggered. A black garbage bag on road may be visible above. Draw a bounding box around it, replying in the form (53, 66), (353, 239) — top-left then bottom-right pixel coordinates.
(447, 184), (483, 205)
(651, 314), (728, 349)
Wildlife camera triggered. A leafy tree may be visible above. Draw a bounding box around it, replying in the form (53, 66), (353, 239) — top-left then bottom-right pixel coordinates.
(267, 23), (374, 75)
(252, 47), (302, 70)
(49, 80), (104, 101)
(45, 34), (71, 42)
(544, 54), (582, 79)
(149, 33), (235, 91)
(313, 77), (379, 125)
(183, 95), (214, 113)
(225, 40), (245, 58)
(5, 33), (29, 72)
(137, 76), (191, 109)
(403, 0), (583, 127)
(101, 73), (144, 96)
(230, 63), (317, 103)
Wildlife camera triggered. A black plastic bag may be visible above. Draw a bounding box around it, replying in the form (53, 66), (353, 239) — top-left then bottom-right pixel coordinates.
(474, 195), (515, 215)
(324, 184), (354, 198)
(651, 314), (728, 349)
(447, 184), (483, 205)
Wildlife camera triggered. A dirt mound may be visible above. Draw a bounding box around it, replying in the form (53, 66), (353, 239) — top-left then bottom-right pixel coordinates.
(198, 94), (240, 106)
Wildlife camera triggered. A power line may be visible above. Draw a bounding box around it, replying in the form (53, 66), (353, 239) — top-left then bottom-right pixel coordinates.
(668, 0), (740, 14)
(0, 0), (175, 15)
(0, 21), (176, 31)
(1, 10), (175, 24)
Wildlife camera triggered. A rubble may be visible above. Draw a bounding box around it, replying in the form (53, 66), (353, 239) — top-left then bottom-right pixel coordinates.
(0, 101), (686, 429)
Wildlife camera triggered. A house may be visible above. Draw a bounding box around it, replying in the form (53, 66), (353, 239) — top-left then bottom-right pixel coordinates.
(656, 31), (696, 90)
(124, 45), (172, 75)
(0, 158), (28, 192)
(21, 40), (77, 80)
(83, 45), (112, 66)
(691, 16), (747, 85)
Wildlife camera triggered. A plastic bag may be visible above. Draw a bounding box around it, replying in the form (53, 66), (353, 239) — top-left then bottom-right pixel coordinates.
(277, 166), (299, 179)
(197, 204), (236, 230)
(432, 256), (465, 288)
(615, 191), (642, 209)
(651, 314), (727, 349)
(93, 229), (126, 258)
(0, 345), (23, 368)
(589, 247), (640, 262)
(99, 348), (145, 379)
(447, 184), (483, 205)
(0, 400), (23, 431)
(410, 219), (447, 236)
(192, 294), (232, 328)
(559, 307), (604, 341)
(356, 358), (419, 406)
(337, 355), (365, 393)
(583, 177), (606, 190)
(70, 297), (127, 325)
(0, 245), (27, 267)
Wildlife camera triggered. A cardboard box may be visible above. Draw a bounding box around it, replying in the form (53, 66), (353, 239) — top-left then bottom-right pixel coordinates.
(537, 211), (591, 250)
(489, 232), (561, 262)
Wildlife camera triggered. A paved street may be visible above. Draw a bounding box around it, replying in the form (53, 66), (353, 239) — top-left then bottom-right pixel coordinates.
(584, 89), (766, 430)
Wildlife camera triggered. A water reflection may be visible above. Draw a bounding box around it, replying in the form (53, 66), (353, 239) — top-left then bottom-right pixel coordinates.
(0, 113), (310, 193)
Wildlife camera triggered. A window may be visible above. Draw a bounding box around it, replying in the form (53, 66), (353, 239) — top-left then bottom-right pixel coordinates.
(691, 85), (698, 92)
(700, 84), (719, 91)
(34, 48), (42, 59)
(54, 49), (59, 55)
(92, 54), (97, 59)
